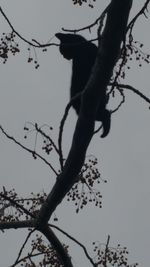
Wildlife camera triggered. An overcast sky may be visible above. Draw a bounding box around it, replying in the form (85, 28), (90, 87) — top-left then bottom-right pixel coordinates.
(0, 1), (150, 266)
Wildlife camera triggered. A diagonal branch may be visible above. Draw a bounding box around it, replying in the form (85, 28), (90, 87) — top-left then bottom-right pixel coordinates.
(41, 225), (73, 267)
(37, 0), (133, 228)
(50, 224), (96, 267)
(0, 6), (58, 48)
(0, 193), (35, 218)
(0, 125), (58, 175)
(62, 3), (110, 33)
(9, 253), (42, 267)
(12, 229), (35, 267)
(117, 83), (150, 104)
(127, 0), (150, 32)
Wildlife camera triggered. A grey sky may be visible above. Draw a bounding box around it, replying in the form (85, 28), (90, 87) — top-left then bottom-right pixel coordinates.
(0, 1), (150, 266)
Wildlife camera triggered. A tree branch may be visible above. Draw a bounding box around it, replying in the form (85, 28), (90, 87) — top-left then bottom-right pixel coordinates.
(117, 83), (150, 104)
(41, 225), (73, 267)
(62, 3), (110, 33)
(50, 224), (96, 267)
(0, 220), (35, 230)
(0, 6), (58, 48)
(13, 229), (35, 267)
(37, 0), (133, 226)
(127, 0), (150, 33)
(0, 192), (35, 218)
(0, 125), (58, 175)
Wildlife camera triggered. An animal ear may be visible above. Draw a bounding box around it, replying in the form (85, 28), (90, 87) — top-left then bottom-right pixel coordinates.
(55, 33), (66, 42)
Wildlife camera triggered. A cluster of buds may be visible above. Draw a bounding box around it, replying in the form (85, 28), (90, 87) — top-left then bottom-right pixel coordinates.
(0, 32), (19, 63)
(72, 0), (96, 8)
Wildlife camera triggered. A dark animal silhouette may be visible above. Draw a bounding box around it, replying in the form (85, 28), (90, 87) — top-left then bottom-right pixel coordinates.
(55, 33), (111, 137)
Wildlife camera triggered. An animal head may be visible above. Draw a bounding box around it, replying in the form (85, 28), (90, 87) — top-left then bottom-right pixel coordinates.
(55, 33), (88, 60)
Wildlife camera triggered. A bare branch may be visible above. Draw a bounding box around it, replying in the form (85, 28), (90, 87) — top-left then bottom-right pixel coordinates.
(34, 123), (60, 155)
(12, 229), (35, 267)
(50, 224), (96, 267)
(104, 235), (110, 267)
(0, 125), (58, 175)
(0, 192), (35, 218)
(0, 220), (35, 230)
(62, 3), (110, 33)
(127, 0), (150, 32)
(0, 6), (58, 48)
(9, 252), (43, 267)
(117, 83), (150, 104)
(41, 225), (73, 267)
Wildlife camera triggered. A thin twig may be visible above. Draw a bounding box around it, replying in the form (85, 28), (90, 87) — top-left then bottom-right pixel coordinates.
(28, 256), (36, 267)
(62, 4), (110, 33)
(11, 229), (35, 267)
(104, 235), (110, 267)
(50, 223), (96, 267)
(0, 193), (35, 218)
(9, 252), (43, 267)
(116, 83), (150, 104)
(0, 6), (58, 48)
(127, 0), (150, 32)
(111, 87), (125, 114)
(0, 125), (58, 175)
(34, 123), (60, 155)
